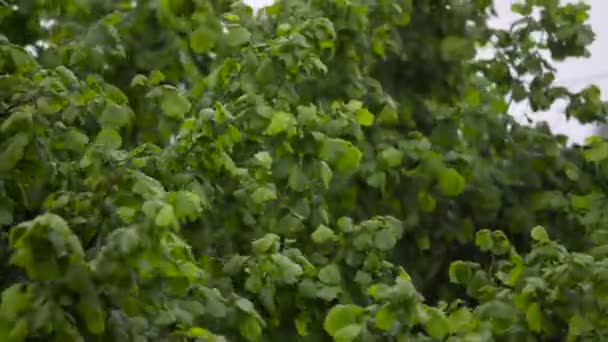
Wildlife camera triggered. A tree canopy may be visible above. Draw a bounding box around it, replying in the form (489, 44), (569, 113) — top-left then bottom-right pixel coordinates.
(1, 0), (608, 341)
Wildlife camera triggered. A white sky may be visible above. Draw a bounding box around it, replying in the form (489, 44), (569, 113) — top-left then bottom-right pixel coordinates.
(245, 0), (608, 144)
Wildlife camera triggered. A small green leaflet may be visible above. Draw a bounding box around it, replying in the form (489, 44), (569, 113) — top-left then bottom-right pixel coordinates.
(438, 167), (465, 196)
(190, 26), (218, 53)
(318, 263), (341, 285)
(380, 147), (403, 167)
(161, 89), (191, 118)
(324, 304), (363, 337)
(417, 191), (436, 212)
(374, 229), (397, 251)
(251, 184), (278, 204)
(355, 108), (375, 126)
(171, 191), (203, 221)
(423, 307), (450, 340)
(526, 303), (542, 332)
(319, 161), (333, 188)
(333, 324), (362, 342)
(0, 133), (30, 172)
(155, 205), (176, 227)
(239, 315), (262, 341)
(253, 151), (273, 169)
(531, 226), (550, 243)
(226, 27), (251, 47)
(475, 229), (493, 252)
(251, 233), (280, 254)
(311, 225), (337, 244)
(320, 138), (362, 173)
(99, 102), (133, 128)
(62, 130), (90, 152)
(271, 254), (303, 285)
(375, 307), (395, 331)
(583, 141), (608, 162)
(288, 166), (308, 192)
(95, 128), (122, 150)
(264, 111), (297, 136)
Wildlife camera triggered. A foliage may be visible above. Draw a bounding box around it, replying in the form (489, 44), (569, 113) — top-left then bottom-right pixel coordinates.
(1, 0), (608, 341)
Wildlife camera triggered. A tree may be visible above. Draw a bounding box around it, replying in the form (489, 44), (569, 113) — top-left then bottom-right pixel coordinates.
(1, 0), (608, 340)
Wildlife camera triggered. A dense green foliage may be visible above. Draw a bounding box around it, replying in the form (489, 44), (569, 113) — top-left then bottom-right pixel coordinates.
(1, 0), (608, 340)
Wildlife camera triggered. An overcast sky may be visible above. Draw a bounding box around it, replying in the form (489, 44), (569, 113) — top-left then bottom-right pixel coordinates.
(245, 0), (607, 144)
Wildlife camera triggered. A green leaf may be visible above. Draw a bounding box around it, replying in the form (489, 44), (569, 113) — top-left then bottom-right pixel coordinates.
(155, 205), (176, 227)
(354, 270), (372, 287)
(375, 306), (395, 331)
(205, 291), (228, 319)
(187, 327), (209, 337)
(252, 233), (280, 254)
(295, 312), (309, 336)
(256, 58), (276, 84)
(161, 89), (191, 118)
(0, 133), (30, 172)
(438, 168), (465, 196)
(251, 184), (277, 204)
(100, 102), (132, 128)
(130, 74), (148, 87)
(94, 128), (122, 150)
(417, 235), (430, 250)
(417, 191), (436, 212)
(526, 303), (542, 332)
(133, 172), (165, 197)
(0, 205), (13, 227)
(448, 307), (474, 333)
(318, 263), (341, 285)
(355, 108), (375, 126)
(345, 100), (363, 111)
(288, 166), (308, 192)
(337, 143), (362, 173)
(172, 191), (203, 221)
(424, 307), (450, 340)
(0, 284), (31, 321)
(297, 104), (318, 125)
(448, 261), (475, 284)
(475, 229), (493, 252)
(531, 226), (550, 243)
(9, 318), (28, 340)
(379, 147), (403, 167)
(311, 225), (337, 244)
(584, 141), (608, 162)
(265, 111), (297, 136)
(378, 105), (398, 124)
(239, 315), (262, 341)
(324, 304), (363, 336)
(1, 111), (32, 134)
(319, 161), (333, 188)
(366, 171), (386, 190)
(333, 324), (362, 342)
(226, 27), (251, 47)
(491, 230), (511, 255)
(62, 130), (90, 152)
(317, 285), (341, 301)
(440, 36), (475, 60)
(235, 297), (258, 316)
(150, 70), (166, 85)
(78, 296), (105, 334)
(271, 254), (303, 285)
(568, 313), (593, 338)
(373, 229), (397, 251)
(190, 26), (217, 53)
(320, 138), (362, 173)
(253, 151), (273, 169)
